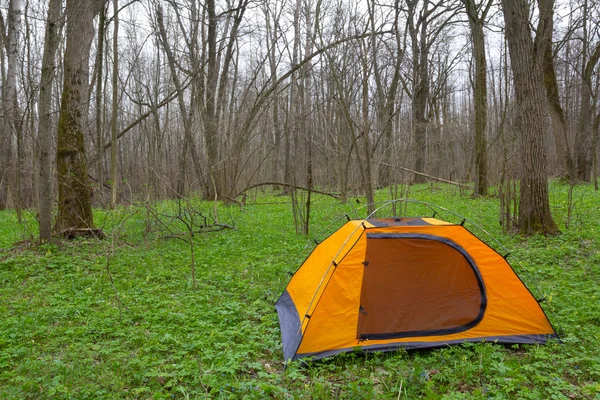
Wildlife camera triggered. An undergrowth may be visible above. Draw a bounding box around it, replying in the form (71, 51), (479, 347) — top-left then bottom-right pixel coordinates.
(0, 182), (599, 399)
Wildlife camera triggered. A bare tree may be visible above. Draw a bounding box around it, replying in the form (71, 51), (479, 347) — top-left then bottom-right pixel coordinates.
(501, 0), (557, 234)
(110, 0), (119, 207)
(371, 0), (404, 188)
(55, 0), (108, 234)
(0, 0), (21, 211)
(154, 3), (202, 197)
(574, 0), (600, 182)
(405, 0), (458, 183)
(94, 4), (106, 200)
(38, 0), (63, 242)
(462, 0), (492, 196)
(533, 0), (574, 181)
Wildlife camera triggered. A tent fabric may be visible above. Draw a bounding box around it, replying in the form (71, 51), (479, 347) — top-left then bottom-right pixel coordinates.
(276, 217), (558, 361)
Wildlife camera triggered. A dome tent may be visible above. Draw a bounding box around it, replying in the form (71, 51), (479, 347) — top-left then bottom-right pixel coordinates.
(276, 205), (559, 362)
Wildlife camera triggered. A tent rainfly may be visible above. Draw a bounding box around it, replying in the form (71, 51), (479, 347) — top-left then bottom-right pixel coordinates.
(276, 217), (558, 361)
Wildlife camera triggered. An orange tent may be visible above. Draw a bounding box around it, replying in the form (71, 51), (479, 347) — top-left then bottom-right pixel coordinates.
(276, 217), (558, 361)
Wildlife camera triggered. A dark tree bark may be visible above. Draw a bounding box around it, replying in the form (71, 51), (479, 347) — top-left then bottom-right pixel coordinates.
(463, 0), (491, 196)
(55, 0), (108, 232)
(38, 0), (62, 242)
(94, 5), (106, 197)
(501, 0), (557, 234)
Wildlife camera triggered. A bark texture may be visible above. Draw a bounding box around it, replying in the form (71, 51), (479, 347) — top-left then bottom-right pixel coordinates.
(38, 0), (62, 242)
(464, 0), (490, 196)
(501, 0), (557, 234)
(55, 0), (107, 232)
(0, 0), (21, 210)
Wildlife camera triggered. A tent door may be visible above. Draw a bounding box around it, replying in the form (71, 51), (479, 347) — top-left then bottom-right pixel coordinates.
(357, 233), (486, 341)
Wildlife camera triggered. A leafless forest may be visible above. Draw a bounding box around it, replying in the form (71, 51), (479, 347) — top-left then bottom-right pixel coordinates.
(0, 0), (598, 239)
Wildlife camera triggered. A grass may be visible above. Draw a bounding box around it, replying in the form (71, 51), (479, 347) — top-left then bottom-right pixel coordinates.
(1, 182), (599, 399)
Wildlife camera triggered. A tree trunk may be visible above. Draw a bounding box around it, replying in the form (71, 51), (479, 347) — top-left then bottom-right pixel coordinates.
(407, 0), (430, 183)
(38, 0), (62, 242)
(372, 0), (402, 188)
(265, 3), (281, 190)
(463, 0), (491, 196)
(55, 0), (107, 232)
(0, 0), (21, 211)
(575, 38), (600, 182)
(360, 42), (375, 212)
(534, 0), (574, 181)
(155, 4), (202, 198)
(110, 0), (119, 207)
(204, 0), (222, 199)
(94, 5), (106, 200)
(501, 0), (557, 234)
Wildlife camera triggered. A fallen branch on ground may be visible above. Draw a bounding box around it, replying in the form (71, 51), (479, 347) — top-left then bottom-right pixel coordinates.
(379, 163), (473, 190)
(234, 182), (340, 200)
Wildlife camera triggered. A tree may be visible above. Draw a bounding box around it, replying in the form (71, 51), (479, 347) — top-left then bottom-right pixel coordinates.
(55, 0), (108, 234)
(38, 0), (63, 242)
(533, 0), (574, 181)
(94, 4), (106, 200)
(371, 0), (403, 188)
(501, 0), (557, 234)
(462, 0), (492, 196)
(110, 0), (119, 208)
(574, 0), (600, 182)
(0, 0), (21, 211)
(154, 2), (202, 197)
(405, 0), (459, 183)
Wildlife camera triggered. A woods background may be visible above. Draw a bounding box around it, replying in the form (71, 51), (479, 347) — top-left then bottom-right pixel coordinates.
(0, 0), (598, 237)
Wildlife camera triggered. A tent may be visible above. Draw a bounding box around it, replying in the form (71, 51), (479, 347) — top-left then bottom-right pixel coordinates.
(276, 216), (559, 361)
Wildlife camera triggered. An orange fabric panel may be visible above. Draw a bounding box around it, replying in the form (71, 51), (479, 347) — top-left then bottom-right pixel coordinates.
(297, 233), (367, 352)
(286, 221), (365, 334)
(297, 223), (555, 355)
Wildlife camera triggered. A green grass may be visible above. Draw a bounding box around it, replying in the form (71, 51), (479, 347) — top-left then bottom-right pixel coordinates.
(1, 182), (599, 399)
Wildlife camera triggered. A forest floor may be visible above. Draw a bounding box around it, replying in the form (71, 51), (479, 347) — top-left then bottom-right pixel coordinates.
(1, 182), (599, 399)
